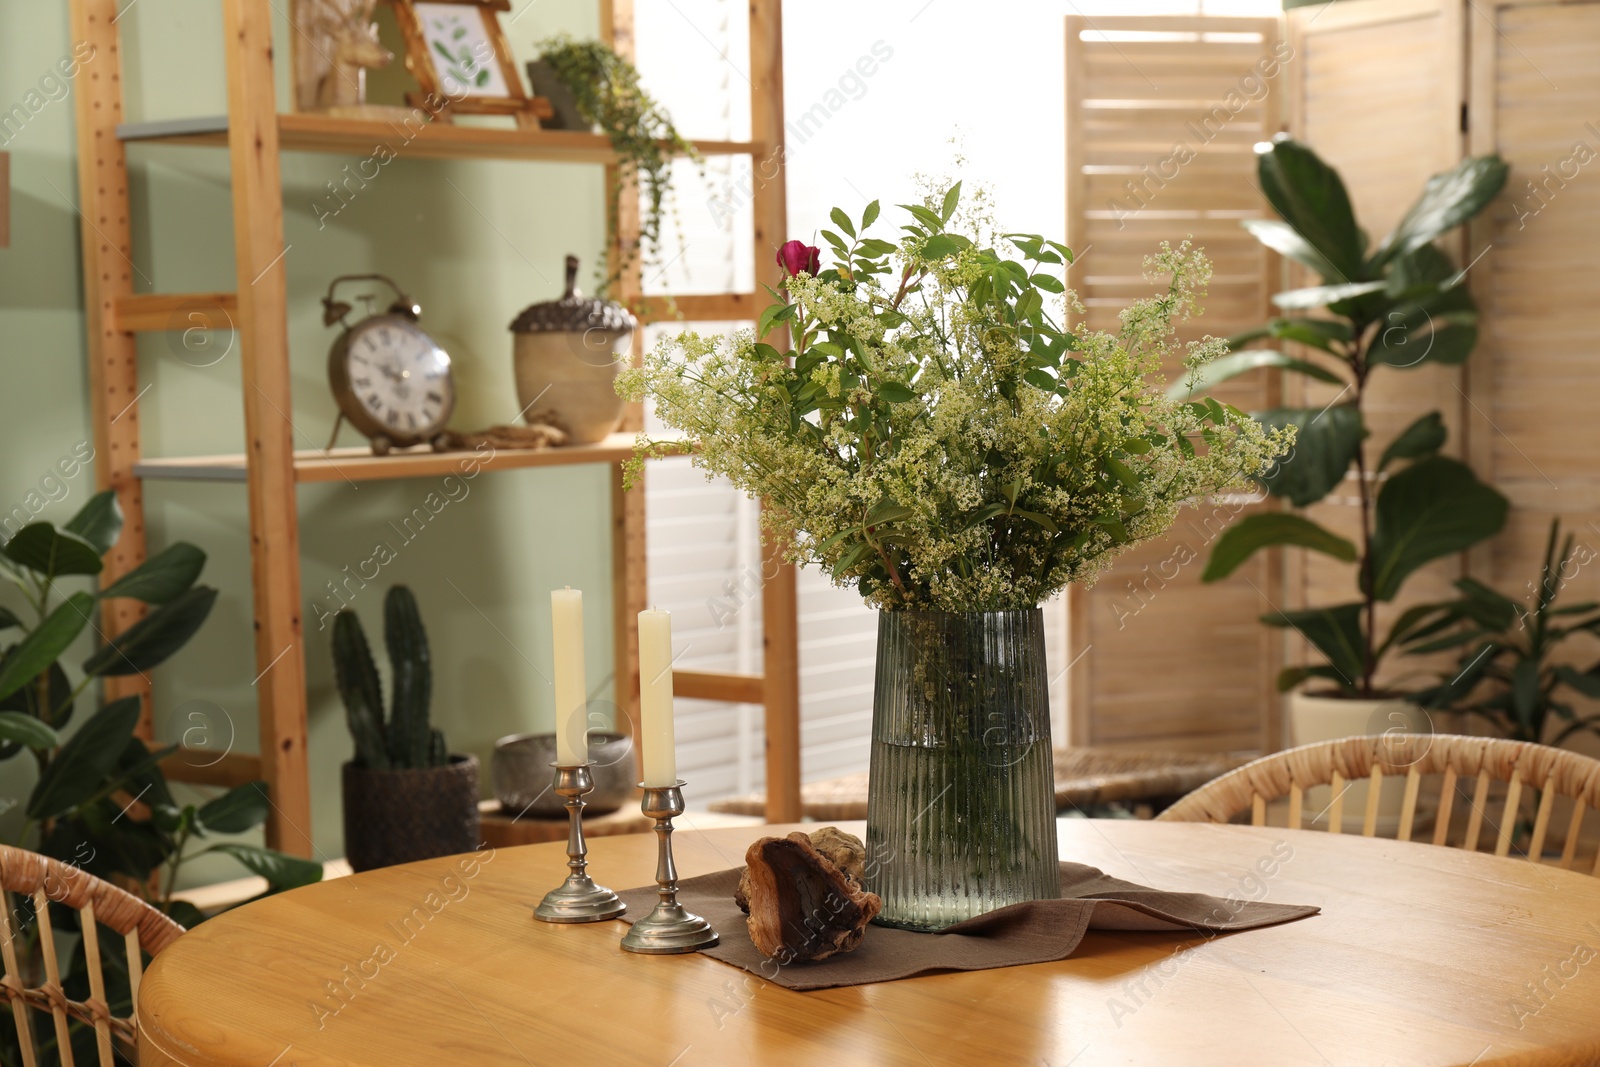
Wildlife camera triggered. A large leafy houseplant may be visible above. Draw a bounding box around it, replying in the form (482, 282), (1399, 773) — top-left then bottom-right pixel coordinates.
(1196, 138), (1511, 700)
(0, 491), (321, 1063)
(623, 182), (1291, 929)
(1407, 520), (1600, 746)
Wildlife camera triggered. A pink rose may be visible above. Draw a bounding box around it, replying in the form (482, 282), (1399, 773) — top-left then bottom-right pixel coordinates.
(776, 240), (821, 278)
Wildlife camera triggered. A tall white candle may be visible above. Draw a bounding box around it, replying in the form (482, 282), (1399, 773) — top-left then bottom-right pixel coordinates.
(638, 608), (676, 786)
(551, 588), (588, 766)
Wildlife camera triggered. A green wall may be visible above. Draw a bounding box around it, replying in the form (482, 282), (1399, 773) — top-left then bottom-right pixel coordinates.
(0, 2), (619, 881)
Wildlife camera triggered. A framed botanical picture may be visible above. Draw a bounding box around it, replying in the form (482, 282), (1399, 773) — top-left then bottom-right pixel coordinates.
(388, 0), (536, 122)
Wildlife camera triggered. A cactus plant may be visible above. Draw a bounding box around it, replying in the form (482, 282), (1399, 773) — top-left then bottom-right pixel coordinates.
(331, 585), (447, 770)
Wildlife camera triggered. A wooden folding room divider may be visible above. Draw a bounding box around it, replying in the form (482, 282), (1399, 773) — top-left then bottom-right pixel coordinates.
(1065, 0), (1600, 762)
(1063, 14), (1285, 755)
(67, 0), (805, 856)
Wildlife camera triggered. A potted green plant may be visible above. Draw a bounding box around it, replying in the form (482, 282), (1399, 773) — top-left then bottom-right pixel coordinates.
(0, 491), (322, 1063)
(1406, 519), (1600, 746)
(0, 490), (322, 913)
(532, 35), (699, 295)
(1193, 137), (1510, 754)
(621, 182), (1290, 929)
(333, 585), (478, 871)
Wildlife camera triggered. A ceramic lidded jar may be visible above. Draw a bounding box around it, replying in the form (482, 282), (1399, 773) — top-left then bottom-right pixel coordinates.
(509, 255), (636, 444)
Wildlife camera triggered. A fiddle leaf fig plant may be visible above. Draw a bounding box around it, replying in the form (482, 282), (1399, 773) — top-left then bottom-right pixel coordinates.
(1191, 137), (1511, 699)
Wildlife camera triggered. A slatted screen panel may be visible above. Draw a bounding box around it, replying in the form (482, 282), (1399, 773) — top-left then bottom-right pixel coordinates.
(1467, 0), (1600, 749)
(1064, 15), (1285, 753)
(1286, 0), (1468, 692)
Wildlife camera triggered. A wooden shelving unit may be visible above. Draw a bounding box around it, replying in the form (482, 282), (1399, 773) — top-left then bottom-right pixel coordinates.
(68, 0), (803, 856)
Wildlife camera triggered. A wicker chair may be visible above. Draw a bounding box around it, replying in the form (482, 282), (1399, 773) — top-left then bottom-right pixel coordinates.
(1157, 734), (1600, 873)
(1, 843), (186, 1065)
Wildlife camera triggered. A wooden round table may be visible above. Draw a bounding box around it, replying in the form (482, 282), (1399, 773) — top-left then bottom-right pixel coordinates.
(138, 820), (1600, 1066)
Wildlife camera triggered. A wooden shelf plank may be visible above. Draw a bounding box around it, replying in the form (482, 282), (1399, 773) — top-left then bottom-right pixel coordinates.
(155, 745), (263, 788)
(674, 669), (764, 704)
(133, 431), (687, 485)
(117, 113), (758, 164)
(641, 292), (760, 323)
(115, 292), (237, 333)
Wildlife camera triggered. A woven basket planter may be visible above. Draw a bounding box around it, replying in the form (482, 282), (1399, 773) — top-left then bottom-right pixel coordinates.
(342, 755), (480, 872)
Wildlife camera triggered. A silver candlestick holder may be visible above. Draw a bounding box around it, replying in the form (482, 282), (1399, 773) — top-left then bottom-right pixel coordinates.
(620, 781), (718, 954)
(534, 763), (626, 923)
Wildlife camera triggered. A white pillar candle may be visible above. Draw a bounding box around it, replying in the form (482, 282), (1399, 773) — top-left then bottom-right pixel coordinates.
(638, 608), (677, 787)
(551, 588), (588, 766)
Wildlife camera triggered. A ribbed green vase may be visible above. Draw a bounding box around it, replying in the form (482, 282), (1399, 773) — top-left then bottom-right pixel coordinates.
(864, 608), (1060, 931)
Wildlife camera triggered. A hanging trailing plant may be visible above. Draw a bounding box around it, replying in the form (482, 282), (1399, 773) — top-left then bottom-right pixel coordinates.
(535, 35), (700, 296)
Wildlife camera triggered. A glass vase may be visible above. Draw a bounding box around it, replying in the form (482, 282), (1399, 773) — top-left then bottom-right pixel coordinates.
(865, 608), (1060, 931)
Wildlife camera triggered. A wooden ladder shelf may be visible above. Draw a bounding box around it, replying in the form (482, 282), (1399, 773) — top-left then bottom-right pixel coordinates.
(68, 0), (804, 857)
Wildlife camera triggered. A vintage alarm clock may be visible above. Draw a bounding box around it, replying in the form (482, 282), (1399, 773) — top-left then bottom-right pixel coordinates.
(322, 274), (456, 454)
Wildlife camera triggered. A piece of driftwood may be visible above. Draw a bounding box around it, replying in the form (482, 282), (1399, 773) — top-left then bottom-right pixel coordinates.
(735, 827), (881, 961)
(435, 420), (567, 452)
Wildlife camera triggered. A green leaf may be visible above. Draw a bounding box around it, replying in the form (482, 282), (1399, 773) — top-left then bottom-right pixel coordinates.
(1241, 218), (1347, 283)
(1556, 665), (1600, 700)
(831, 541), (872, 579)
(197, 781), (271, 834)
(0, 592), (94, 702)
(1256, 139), (1365, 281)
(878, 381), (917, 404)
(26, 696), (142, 819)
(1378, 413), (1448, 472)
(861, 200), (880, 229)
(1252, 405), (1365, 507)
(1029, 272), (1065, 294)
(3, 524), (103, 578)
(83, 585), (218, 677)
(0, 607), (18, 632)
(1169, 350), (1344, 400)
(64, 490), (123, 556)
(865, 502), (914, 527)
(1009, 509), (1059, 534)
(1372, 307), (1478, 369)
(921, 234), (962, 259)
(1371, 155), (1510, 268)
(1271, 281), (1387, 310)
(1369, 456), (1509, 601)
(1262, 603), (1365, 690)
(162, 899), (206, 930)
(202, 843), (323, 891)
(829, 207), (855, 239)
(0, 711), (58, 750)
(941, 182), (962, 222)
(1202, 514), (1358, 582)
(113, 735), (177, 812)
(99, 543), (206, 604)
(1276, 665), (1353, 695)
(1268, 317), (1353, 353)
(1511, 658), (1540, 730)
(1453, 577), (1520, 630)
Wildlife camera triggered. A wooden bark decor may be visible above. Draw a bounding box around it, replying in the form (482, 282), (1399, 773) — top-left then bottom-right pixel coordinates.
(735, 827), (881, 961)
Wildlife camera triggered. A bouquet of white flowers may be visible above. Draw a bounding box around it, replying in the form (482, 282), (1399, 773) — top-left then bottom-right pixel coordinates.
(621, 183), (1291, 612)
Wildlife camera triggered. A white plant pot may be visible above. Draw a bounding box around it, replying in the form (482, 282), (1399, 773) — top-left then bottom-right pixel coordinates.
(1287, 689), (1433, 835)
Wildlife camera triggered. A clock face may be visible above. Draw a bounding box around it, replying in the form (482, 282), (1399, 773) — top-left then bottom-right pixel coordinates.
(342, 316), (454, 440)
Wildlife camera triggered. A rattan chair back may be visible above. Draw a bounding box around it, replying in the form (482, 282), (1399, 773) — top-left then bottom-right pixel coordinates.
(1, 843), (186, 1065)
(1157, 734), (1600, 873)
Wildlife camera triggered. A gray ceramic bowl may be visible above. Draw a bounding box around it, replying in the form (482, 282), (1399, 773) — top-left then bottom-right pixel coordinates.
(492, 730), (635, 817)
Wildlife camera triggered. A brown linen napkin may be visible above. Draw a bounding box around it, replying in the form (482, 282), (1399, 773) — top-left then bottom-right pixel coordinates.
(616, 862), (1318, 991)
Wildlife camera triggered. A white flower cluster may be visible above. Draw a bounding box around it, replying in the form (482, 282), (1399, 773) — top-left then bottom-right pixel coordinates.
(620, 200), (1291, 613)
